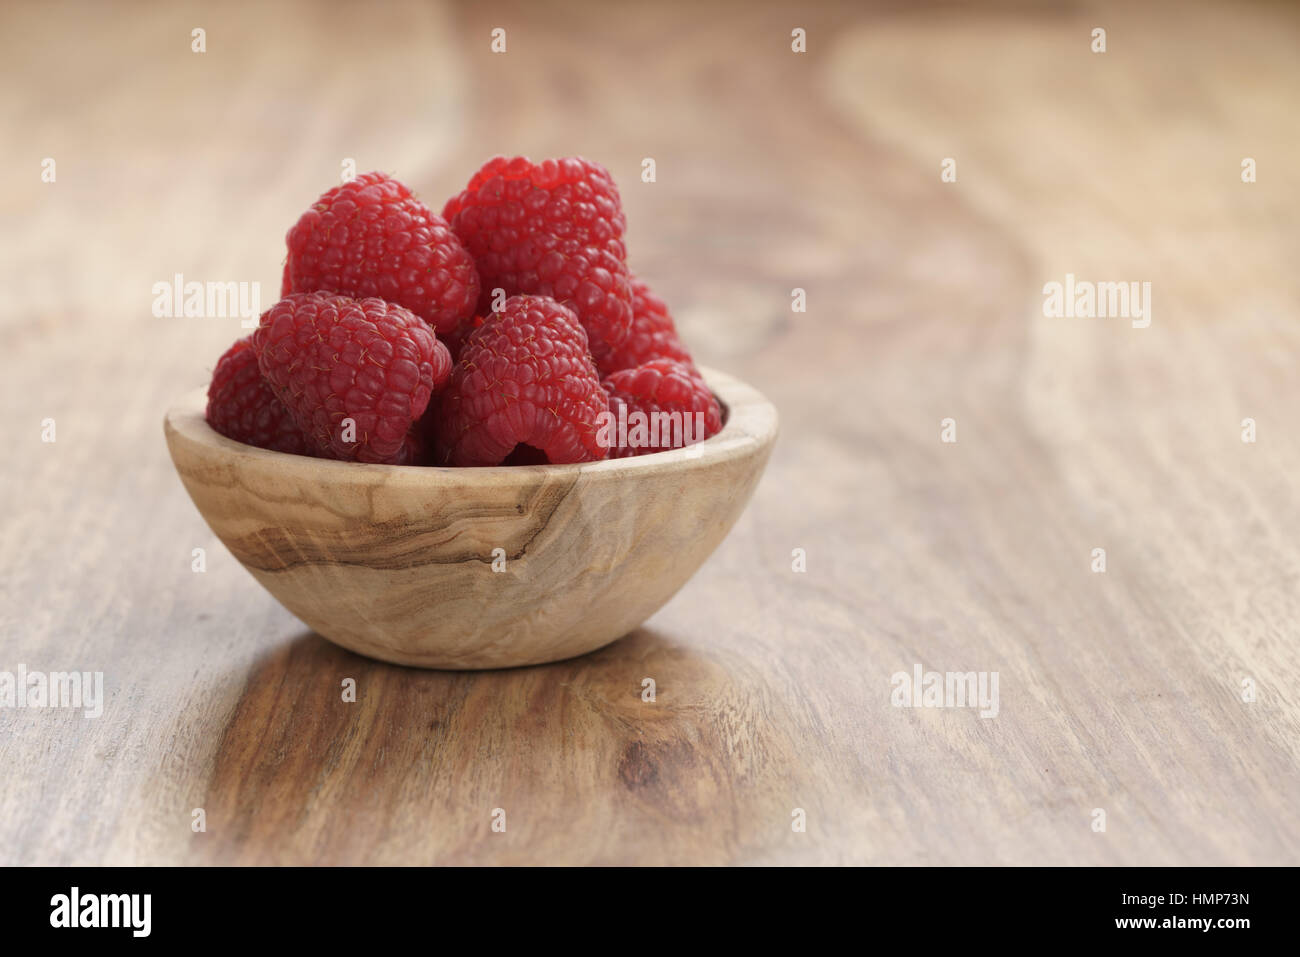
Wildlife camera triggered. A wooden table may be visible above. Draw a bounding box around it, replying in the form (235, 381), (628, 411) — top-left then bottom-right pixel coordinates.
(2, 0), (1297, 865)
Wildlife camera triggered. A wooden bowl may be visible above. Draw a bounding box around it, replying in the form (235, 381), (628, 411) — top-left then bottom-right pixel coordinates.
(163, 368), (777, 669)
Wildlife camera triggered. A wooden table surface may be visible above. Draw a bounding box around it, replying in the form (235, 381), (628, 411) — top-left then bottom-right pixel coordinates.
(2, 0), (1298, 866)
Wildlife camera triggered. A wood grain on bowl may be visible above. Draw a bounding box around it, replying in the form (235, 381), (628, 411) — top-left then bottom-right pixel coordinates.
(164, 368), (777, 668)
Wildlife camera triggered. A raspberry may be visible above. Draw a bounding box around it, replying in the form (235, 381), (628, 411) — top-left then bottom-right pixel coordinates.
(252, 293), (452, 464)
(434, 295), (610, 466)
(442, 156), (632, 363)
(601, 359), (723, 458)
(283, 172), (480, 338)
(206, 336), (315, 456)
(597, 275), (697, 377)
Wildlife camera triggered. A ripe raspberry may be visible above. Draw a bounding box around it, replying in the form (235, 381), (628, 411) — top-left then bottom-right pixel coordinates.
(206, 336), (316, 456)
(435, 295), (610, 466)
(252, 293), (452, 464)
(597, 275), (697, 377)
(442, 156), (632, 363)
(602, 359), (723, 458)
(283, 172), (480, 338)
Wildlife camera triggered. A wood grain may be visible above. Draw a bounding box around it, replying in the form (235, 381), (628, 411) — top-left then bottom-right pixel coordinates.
(163, 369), (776, 669)
(1, 0), (1298, 865)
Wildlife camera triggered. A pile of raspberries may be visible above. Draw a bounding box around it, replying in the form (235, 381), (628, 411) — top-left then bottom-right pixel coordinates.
(205, 157), (722, 466)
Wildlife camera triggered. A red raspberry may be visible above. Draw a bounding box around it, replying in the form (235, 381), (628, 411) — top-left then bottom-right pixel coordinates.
(442, 156), (632, 363)
(282, 172), (480, 338)
(252, 293), (452, 464)
(206, 336), (315, 456)
(597, 275), (697, 377)
(435, 295), (610, 466)
(601, 359), (723, 458)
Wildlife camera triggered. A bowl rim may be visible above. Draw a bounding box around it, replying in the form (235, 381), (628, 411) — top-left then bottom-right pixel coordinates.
(164, 365), (778, 486)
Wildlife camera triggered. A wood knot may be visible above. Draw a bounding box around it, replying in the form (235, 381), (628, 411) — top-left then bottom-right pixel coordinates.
(617, 740), (659, 790)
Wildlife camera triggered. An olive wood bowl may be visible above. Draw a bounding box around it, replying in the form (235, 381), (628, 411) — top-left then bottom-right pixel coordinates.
(163, 367), (777, 669)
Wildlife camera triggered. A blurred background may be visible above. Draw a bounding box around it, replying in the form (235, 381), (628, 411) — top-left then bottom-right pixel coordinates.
(2, 0), (1298, 865)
